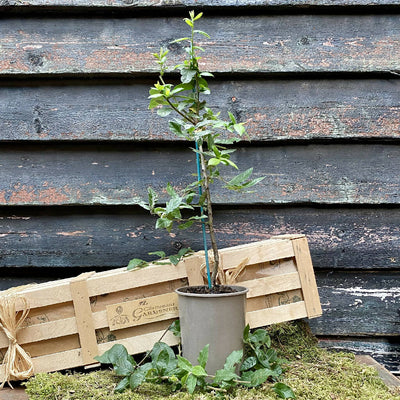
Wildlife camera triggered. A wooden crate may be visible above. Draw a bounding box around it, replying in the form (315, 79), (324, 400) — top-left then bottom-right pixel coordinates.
(0, 235), (321, 384)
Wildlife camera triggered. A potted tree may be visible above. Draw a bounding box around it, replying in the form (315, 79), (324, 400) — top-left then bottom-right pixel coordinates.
(142, 11), (264, 373)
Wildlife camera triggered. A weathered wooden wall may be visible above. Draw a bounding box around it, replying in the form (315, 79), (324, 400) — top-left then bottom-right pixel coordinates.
(0, 0), (399, 373)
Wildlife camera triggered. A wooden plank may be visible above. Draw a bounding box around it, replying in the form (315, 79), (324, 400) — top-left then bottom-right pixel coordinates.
(291, 237), (322, 318)
(2, 0), (400, 8)
(242, 273), (302, 298)
(106, 293), (179, 331)
(355, 355), (400, 387)
(2, 79), (400, 142)
(220, 239), (295, 268)
(69, 273), (98, 364)
(0, 15), (399, 76)
(319, 338), (400, 375)
(0, 330), (179, 378)
(247, 301), (307, 328)
(310, 271), (400, 336)
(2, 143), (400, 206)
(2, 207), (400, 269)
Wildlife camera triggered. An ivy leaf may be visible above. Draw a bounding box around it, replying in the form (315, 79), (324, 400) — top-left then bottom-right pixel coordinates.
(169, 255), (180, 265)
(273, 382), (296, 399)
(243, 324), (250, 342)
(213, 369), (239, 384)
(169, 320), (181, 337)
(127, 258), (148, 271)
(223, 349), (243, 371)
(114, 376), (129, 393)
(197, 344), (209, 368)
(192, 365), (207, 377)
(177, 355), (193, 373)
(241, 368), (273, 387)
(249, 329), (271, 348)
(95, 344), (130, 365)
(240, 356), (257, 372)
(114, 356), (135, 376)
(148, 251), (166, 259)
(129, 368), (148, 389)
(186, 374), (197, 394)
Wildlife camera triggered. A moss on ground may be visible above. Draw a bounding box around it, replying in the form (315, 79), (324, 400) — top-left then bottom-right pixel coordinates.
(24, 321), (400, 400)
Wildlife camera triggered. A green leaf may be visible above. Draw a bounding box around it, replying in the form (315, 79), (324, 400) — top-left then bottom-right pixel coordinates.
(197, 344), (209, 368)
(127, 258), (148, 271)
(224, 349), (243, 371)
(228, 168), (253, 187)
(170, 37), (190, 43)
(157, 107), (172, 117)
(243, 324), (250, 342)
(186, 374), (197, 394)
(114, 356), (135, 376)
(169, 320), (181, 337)
(240, 356), (257, 372)
(273, 382), (296, 399)
(241, 368), (273, 387)
(156, 217), (173, 231)
(178, 220), (194, 230)
(249, 329), (271, 347)
(191, 365), (207, 377)
(177, 355), (193, 372)
(129, 368), (147, 389)
(150, 342), (176, 363)
(255, 348), (270, 368)
(213, 369), (239, 384)
(148, 187), (158, 209)
(193, 12), (203, 21)
(169, 255), (180, 265)
(194, 29), (210, 38)
(180, 68), (197, 84)
(114, 376), (129, 393)
(166, 183), (177, 198)
(228, 111), (236, 124)
(208, 158), (220, 166)
(95, 344), (129, 365)
(184, 18), (193, 27)
(148, 251), (166, 259)
(177, 247), (193, 258)
(169, 121), (184, 137)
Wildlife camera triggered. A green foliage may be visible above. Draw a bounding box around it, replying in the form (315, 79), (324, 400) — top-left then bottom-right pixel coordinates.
(140, 10), (264, 277)
(127, 248), (193, 271)
(94, 325), (294, 398)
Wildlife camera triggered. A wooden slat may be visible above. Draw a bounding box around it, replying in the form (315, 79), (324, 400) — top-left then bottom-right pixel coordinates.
(246, 301), (307, 328)
(291, 237), (322, 318)
(2, 0), (400, 8)
(70, 272), (98, 364)
(242, 272), (302, 298)
(0, 329), (179, 379)
(318, 338), (400, 375)
(2, 79), (399, 142)
(0, 15), (399, 76)
(220, 239), (295, 268)
(2, 143), (400, 206)
(1, 206), (400, 270)
(2, 261), (188, 311)
(310, 271), (400, 336)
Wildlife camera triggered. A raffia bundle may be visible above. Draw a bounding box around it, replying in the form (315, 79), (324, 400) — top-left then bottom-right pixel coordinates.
(0, 287), (34, 389)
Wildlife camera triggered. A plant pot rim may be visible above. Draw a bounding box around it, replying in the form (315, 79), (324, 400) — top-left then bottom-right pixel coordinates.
(176, 285), (249, 298)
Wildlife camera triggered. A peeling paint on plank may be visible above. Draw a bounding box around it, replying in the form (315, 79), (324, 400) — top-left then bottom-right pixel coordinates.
(1, 80), (400, 141)
(1, 15), (400, 75)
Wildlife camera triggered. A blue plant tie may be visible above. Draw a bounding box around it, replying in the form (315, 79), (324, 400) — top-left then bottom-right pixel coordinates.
(195, 140), (212, 288)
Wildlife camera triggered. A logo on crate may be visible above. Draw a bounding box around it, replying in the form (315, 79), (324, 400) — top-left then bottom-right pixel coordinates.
(106, 293), (179, 331)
